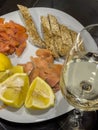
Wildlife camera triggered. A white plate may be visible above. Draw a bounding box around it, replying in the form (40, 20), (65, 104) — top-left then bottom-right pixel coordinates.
(0, 7), (84, 123)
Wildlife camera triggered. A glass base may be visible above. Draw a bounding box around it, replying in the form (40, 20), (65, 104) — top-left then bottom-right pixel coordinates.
(59, 109), (97, 130)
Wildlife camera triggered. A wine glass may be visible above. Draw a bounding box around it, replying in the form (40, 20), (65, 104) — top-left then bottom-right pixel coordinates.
(60, 24), (98, 130)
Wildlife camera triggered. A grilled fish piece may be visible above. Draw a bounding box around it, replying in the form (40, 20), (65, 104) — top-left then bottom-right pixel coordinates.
(17, 5), (78, 58)
(59, 24), (73, 56)
(41, 16), (59, 58)
(17, 4), (45, 47)
(48, 14), (63, 56)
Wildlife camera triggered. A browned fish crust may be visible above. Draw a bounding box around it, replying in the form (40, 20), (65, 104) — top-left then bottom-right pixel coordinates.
(17, 4), (45, 47)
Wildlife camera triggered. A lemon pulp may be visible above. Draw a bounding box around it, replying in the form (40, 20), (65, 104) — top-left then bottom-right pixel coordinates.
(0, 73), (29, 108)
(25, 77), (55, 109)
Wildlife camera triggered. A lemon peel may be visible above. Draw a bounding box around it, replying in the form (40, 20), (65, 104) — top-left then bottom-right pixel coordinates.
(25, 77), (55, 110)
(0, 53), (12, 71)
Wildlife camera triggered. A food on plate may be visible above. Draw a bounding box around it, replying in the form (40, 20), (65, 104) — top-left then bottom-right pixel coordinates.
(20, 62), (34, 75)
(0, 53), (24, 83)
(0, 73), (29, 108)
(0, 65), (24, 83)
(9, 65), (24, 74)
(17, 4), (45, 48)
(59, 24), (73, 56)
(0, 18), (5, 23)
(41, 16), (59, 58)
(0, 50), (60, 109)
(0, 5), (80, 110)
(0, 53), (12, 71)
(0, 18), (28, 56)
(21, 48), (62, 93)
(41, 14), (78, 57)
(17, 4), (78, 58)
(25, 77), (55, 109)
(48, 14), (63, 56)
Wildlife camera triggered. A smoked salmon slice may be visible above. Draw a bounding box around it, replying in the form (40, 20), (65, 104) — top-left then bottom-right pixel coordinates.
(21, 48), (63, 93)
(0, 19), (28, 56)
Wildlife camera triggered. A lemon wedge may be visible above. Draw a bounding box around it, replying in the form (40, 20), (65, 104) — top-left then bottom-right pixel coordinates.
(0, 66), (24, 83)
(0, 53), (12, 71)
(25, 77), (55, 110)
(0, 73), (29, 108)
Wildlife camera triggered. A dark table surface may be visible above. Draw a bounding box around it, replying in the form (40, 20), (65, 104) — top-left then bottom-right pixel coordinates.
(0, 0), (98, 130)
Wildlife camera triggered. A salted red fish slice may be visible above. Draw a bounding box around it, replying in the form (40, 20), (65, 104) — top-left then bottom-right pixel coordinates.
(0, 19), (28, 56)
(29, 49), (62, 92)
(19, 48), (62, 92)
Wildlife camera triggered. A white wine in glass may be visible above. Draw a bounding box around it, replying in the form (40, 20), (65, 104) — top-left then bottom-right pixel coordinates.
(60, 24), (98, 129)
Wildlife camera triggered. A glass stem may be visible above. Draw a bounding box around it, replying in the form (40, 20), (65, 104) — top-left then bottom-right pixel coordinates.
(73, 109), (84, 129)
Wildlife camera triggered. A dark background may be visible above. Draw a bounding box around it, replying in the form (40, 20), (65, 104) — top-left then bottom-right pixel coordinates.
(0, 0), (98, 26)
(0, 0), (98, 130)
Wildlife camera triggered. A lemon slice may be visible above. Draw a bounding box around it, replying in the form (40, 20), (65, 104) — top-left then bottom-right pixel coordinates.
(25, 77), (55, 110)
(0, 66), (24, 83)
(0, 53), (12, 71)
(0, 73), (29, 108)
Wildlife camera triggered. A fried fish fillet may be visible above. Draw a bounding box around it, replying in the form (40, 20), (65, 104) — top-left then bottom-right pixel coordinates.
(17, 4), (78, 58)
(41, 16), (59, 58)
(59, 24), (73, 56)
(48, 14), (63, 56)
(17, 4), (45, 47)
